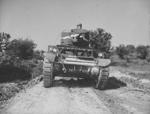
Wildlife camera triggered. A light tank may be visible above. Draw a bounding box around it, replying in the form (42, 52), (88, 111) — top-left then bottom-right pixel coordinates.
(43, 24), (111, 89)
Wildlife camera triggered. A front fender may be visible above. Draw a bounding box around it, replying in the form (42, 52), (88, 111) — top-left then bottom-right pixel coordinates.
(45, 52), (57, 62)
(97, 58), (111, 67)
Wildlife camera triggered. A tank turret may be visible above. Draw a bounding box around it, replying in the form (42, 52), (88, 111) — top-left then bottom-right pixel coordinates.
(61, 24), (90, 48)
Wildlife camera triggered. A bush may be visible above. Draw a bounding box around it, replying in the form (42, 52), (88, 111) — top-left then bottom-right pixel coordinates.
(0, 65), (31, 82)
(136, 45), (148, 59)
(89, 28), (112, 53)
(115, 45), (128, 59)
(0, 33), (43, 83)
(114, 44), (150, 63)
(6, 39), (36, 60)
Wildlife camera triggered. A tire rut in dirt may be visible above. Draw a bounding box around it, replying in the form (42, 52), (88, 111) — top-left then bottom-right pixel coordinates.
(93, 89), (129, 114)
(69, 87), (111, 114)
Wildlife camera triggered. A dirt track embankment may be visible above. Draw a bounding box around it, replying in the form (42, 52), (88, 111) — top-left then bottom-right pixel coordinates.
(1, 68), (150, 114)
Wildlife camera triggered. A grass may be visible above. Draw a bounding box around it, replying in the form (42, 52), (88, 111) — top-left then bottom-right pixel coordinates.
(111, 55), (150, 80)
(113, 63), (150, 80)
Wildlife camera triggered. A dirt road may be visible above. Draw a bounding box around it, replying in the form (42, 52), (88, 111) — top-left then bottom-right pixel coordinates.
(1, 69), (150, 114)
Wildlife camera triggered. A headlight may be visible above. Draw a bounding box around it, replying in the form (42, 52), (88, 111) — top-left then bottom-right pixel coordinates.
(53, 48), (57, 53)
(91, 67), (99, 76)
(49, 47), (53, 51)
(98, 53), (103, 57)
(49, 47), (57, 53)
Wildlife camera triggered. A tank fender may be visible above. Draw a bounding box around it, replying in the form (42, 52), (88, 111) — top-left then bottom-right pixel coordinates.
(45, 52), (57, 62)
(96, 58), (111, 67)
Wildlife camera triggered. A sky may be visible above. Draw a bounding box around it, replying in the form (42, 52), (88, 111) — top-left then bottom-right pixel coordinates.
(0, 0), (150, 50)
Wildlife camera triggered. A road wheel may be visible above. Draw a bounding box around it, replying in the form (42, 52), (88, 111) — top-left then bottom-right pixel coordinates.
(95, 70), (108, 90)
(43, 61), (54, 88)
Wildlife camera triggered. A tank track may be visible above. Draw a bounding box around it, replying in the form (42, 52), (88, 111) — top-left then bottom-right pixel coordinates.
(96, 69), (108, 90)
(43, 60), (54, 88)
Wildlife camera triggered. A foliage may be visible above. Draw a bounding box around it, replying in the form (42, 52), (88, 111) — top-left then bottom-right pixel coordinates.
(89, 28), (112, 53)
(7, 39), (36, 60)
(126, 45), (135, 54)
(0, 65), (31, 82)
(146, 46), (150, 62)
(33, 50), (44, 60)
(114, 44), (150, 63)
(0, 32), (43, 82)
(116, 45), (129, 59)
(0, 32), (11, 52)
(136, 45), (148, 59)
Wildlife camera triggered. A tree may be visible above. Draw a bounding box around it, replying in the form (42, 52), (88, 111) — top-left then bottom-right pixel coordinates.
(146, 46), (150, 62)
(0, 32), (11, 52)
(116, 44), (129, 59)
(89, 28), (112, 53)
(7, 39), (36, 60)
(126, 45), (135, 53)
(33, 50), (44, 60)
(136, 45), (148, 59)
